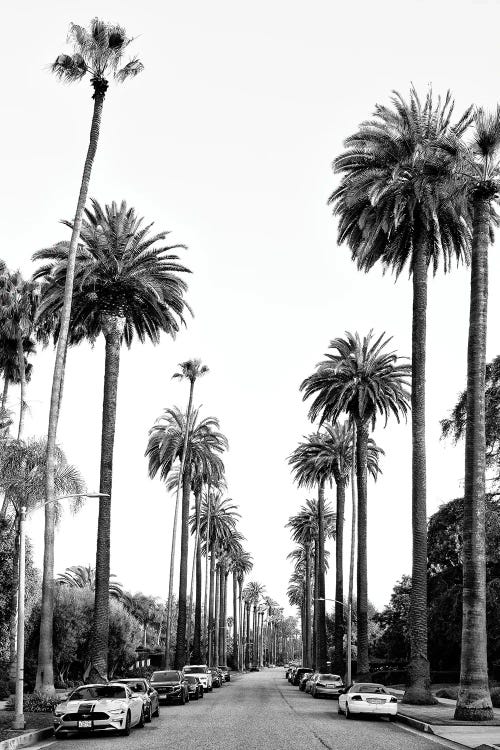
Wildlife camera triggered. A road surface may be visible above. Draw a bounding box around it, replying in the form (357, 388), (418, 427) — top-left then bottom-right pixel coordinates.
(34, 669), (459, 750)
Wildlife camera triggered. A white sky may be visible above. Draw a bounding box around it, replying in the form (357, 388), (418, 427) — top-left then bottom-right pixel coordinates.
(3, 0), (500, 618)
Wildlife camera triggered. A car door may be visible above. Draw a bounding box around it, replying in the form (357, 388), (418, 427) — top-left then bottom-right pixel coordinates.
(147, 682), (159, 714)
(338, 689), (347, 712)
(127, 688), (142, 724)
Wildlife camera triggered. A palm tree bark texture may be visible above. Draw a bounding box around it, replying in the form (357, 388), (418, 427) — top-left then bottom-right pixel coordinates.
(455, 192), (494, 721)
(316, 480), (328, 671)
(355, 419), (370, 679)
(192, 491), (203, 663)
(89, 314), (124, 682)
(404, 239), (436, 704)
(174, 464), (192, 668)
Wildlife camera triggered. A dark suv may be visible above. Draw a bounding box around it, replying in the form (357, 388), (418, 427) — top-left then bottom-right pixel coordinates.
(150, 670), (189, 705)
(292, 667), (313, 686)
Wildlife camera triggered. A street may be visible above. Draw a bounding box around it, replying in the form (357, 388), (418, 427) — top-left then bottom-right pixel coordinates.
(32, 670), (457, 750)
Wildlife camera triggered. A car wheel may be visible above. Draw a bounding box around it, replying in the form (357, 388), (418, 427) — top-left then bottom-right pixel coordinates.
(138, 707), (145, 728)
(120, 712), (131, 736)
(345, 706), (353, 720)
(337, 705), (343, 715)
(200, 689), (204, 699)
(54, 733), (65, 741)
(179, 692), (186, 705)
(313, 690), (319, 699)
(145, 705), (152, 723)
(152, 702), (159, 718)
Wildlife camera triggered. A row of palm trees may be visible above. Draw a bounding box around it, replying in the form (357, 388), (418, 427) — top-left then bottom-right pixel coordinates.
(286, 86), (499, 720)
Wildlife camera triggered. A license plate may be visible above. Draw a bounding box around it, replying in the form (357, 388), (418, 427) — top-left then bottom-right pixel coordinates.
(78, 720), (92, 728)
(367, 699), (384, 704)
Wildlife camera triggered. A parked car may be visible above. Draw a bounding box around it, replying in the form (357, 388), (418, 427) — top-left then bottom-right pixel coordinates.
(183, 664), (213, 692)
(288, 665), (300, 682)
(114, 678), (159, 721)
(310, 673), (344, 699)
(299, 672), (311, 691)
(218, 665), (231, 682)
(292, 667), (313, 686)
(338, 683), (398, 720)
(150, 670), (190, 705)
(249, 665), (260, 672)
(53, 683), (144, 738)
(184, 675), (204, 700)
(210, 667), (223, 687)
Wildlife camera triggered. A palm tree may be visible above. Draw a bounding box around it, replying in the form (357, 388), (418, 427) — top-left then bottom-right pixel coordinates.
(0, 437), (84, 684)
(0, 271), (40, 439)
(286, 507), (315, 668)
(229, 549), (253, 670)
(451, 109), (500, 720)
(216, 535), (245, 665)
(243, 581), (265, 666)
(146, 408), (227, 668)
(171, 360), (209, 664)
(331, 89), (471, 703)
(301, 331), (410, 678)
(0, 335), (35, 420)
(35, 200), (189, 683)
(39, 22), (142, 694)
(56, 565), (124, 599)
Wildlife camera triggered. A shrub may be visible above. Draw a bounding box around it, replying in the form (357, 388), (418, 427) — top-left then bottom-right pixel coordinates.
(125, 665), (156, 679)
(22, 692), (62, 713)
(0, 679), (11, 699)
(435, 687), (459, 700)
(491, 688), (500, 708)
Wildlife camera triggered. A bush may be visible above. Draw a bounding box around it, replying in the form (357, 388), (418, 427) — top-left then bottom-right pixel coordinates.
(125, 665), (156, 679)
(0, 680), (10, 699)
(19, 692), (62, 713)
(374, 669), (409, 686)
(435, 687), (459, 700)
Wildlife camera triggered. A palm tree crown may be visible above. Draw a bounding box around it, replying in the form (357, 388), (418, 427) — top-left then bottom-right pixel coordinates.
(33, 199), (190, 347)
(51, 18), (143, 94)
(301, 330), (411, 428)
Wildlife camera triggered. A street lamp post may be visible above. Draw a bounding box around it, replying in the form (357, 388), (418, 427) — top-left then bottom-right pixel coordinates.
(315, 596), (351, 686)
(12, 493), (108, 731)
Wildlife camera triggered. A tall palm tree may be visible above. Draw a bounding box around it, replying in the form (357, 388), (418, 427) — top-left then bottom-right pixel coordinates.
(35, 200), (189, 683)
(147, 408), (227, 668)
(301, 331), (410, 678)
(0, 271), (41, 439)
(216, 535), (245, 665)
(56, 565), (124, 599)
(286, 511), (315, 668)
(243, 581), (265, 665)
(170, 360), (209, 664)
(230, 549), (253, 670)
(452, 109), (500, 720)
(39, 22), (142, 694)
(0, 335), (35, 421)
(331, 89), (471, 703)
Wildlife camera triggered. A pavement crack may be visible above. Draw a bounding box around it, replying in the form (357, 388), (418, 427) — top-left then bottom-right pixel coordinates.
(274, 683), (334, 750)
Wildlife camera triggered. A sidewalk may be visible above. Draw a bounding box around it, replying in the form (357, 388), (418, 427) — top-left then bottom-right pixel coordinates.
(390, 689), (500, 749)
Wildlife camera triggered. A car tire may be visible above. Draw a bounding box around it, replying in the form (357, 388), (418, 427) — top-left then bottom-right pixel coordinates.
(337, 705), (343, 715)
(145, 705), (152, 723)
(209, 686), (213, 692)
(54, 733), (65, 741)
(179, 692), (186, 705)
(152, 703), (159, 718)
(346, 706), (353, 720)
(313, 690), (319, 699)
(194, 691), (199, 700)
(120, 712), (131, 736)
(138, 708), (145, 728)
(200, 689), (204, 699)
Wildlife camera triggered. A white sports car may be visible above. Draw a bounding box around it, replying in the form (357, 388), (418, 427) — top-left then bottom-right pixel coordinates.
(53, 683), (145, 737)
(338, 682), (398, 720)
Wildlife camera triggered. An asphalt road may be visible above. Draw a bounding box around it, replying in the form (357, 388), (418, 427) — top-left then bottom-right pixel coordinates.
(33, 670), (458, 750)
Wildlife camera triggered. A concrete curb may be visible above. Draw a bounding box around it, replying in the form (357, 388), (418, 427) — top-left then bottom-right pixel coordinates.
(0, 726), (53, 750)
(395, 714), (500, 750)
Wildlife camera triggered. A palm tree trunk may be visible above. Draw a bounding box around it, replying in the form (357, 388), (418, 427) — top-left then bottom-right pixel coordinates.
(223, 572), (228, 665)
(166, 380), (195, 668)
(220, 571), (227, 665)
(16, 334), (26, 440)
(8, 515), (20, 687)
(203, 487), (211, 658)
(192, 490), (203, 663)
(186, 540), (196, 664)
(208, 545), (215, 666)
(174, 464), (191, 668)
(333, 475), (345, 675)
(317, 480), (328, 671)
(355, 419), (370, 679)
(214, 564), (220, 667)
(404, 242), (435, 705)
(347, 427), (357, 686)
(1, 377), (9, 412)
(245, 601), (250, 669)
(38, 83), (106, 695)
(312, 540), (318, 668)
(232, 572), (238, 669)
(89, 315), (124, 682)
(304, 543), (312, 668)
(455, 194), (494, 721)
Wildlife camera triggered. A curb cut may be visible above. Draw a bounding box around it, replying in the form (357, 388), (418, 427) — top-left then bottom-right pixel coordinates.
(0, 726), (53, 750)
(395, 715), (500, 750)
(395, 713), (435, 734)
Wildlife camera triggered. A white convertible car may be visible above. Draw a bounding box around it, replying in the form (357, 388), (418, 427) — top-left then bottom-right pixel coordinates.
(53, 683), (145, 737)
(338, 682), (398, 720)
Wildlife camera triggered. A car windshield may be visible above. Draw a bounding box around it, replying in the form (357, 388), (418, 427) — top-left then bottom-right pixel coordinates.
(351, 683), (387, 694)
(71, 686), (127, 701)
(319, 674), (341, 681)
(117, 681), (145, 693)
(151, 671), (179, 682)
(183, 667), (205, 674)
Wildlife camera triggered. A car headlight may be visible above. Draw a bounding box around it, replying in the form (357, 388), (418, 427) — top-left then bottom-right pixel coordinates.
(54, 709), (65, 717)
(390, 696), (398, 703)
(109, 708), (126, 715)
